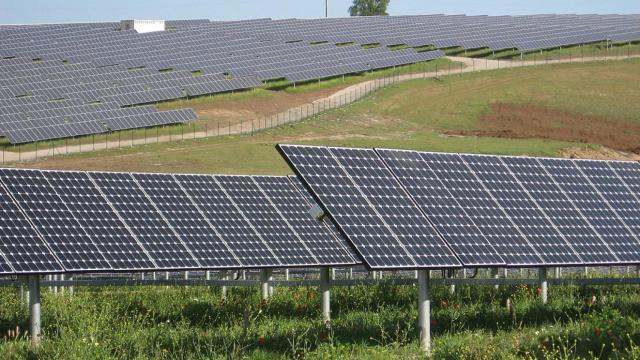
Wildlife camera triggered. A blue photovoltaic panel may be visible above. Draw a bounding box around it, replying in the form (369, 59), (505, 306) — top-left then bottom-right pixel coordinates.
(42, 171), (157, 270)
(0, 184), (62, 273)
(133, 173), (242, 268)
(175, 174), (281, 267)
(0, 168), (111, 271)
(460, 154), (583, 266)
(376, 149), (505, 267)
(255, 176), (360, 266)
(90, 172), (200, 269)
(412, 151), (542, 266)
(287, 175), (362, 262)
(575, 160), (640, 246)
(277, 144), (461, 269)
(215, 176), (318, 266)
(539, 158), (640, 263)
(501, 157), (619, 265)
(609, 161), (640, 199)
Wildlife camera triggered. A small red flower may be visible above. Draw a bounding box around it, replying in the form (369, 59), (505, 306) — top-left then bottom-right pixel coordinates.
(607, 330), (614, 338)
(440, 300), (448, 307)
(594, 328), (601, 337)
(257, 336), (265, 345)
(607, 320), (613, 325)
(536, 287), (542, 295)
(453, 304), (460, 310)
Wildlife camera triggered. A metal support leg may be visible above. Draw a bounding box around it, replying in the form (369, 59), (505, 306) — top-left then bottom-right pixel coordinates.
(285, 268), (290, 281)
(320, 267), (331, 325)
(260, 269), (271, 300)
(554, 267), (560, 279)
(268, 272), (274, 297)
(492, 268), (500, 290)
(417, 270), (431, 355)
(221, 271), (228, 300)
(539, 268), (548, 305)
(28, 275), (41, 347)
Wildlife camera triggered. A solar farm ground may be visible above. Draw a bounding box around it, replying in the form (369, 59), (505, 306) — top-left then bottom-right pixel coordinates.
(3, 279), (640, 358)
(19, 57), (640, 175)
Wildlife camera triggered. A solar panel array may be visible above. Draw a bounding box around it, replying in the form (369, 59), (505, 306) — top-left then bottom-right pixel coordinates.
(277, 145), (640, 269)
(4, 14), (637, 144)
(0, 168), (359, 274)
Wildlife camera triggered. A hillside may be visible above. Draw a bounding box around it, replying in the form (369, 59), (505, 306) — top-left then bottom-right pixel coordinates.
(18, 58), (640, 174)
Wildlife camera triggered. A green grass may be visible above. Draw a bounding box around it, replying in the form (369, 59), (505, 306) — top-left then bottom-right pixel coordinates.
(3, 279), (640, 359)
(19, 58), (640, 174)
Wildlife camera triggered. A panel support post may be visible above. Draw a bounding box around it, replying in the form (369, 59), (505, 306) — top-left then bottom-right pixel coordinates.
(28, 275), (42, 347)
(260, 269), (271, 300)
(539, 268), (548, 305)
(320, 267), (331, 325)
(417, 270), (431, 355)
(492, 268), (500, 290)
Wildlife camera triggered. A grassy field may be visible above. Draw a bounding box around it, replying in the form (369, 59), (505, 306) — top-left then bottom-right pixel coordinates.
(19, 58), (640, 174)
(3, 279), (640, 359)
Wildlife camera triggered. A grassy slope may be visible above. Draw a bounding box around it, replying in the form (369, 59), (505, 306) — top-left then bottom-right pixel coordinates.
(21, 58), (640, 174)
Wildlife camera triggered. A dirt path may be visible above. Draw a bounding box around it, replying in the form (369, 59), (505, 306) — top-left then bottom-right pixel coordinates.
(3, 53), (639, 163)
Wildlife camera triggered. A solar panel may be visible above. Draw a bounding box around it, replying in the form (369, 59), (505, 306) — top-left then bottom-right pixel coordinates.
(575, 160), (640, 248)
(0, 168), (111, 271)
(459, 154), (583, 266)
(0, 183), (63, 273)
(175, 174), (282, 267)
(42, 171), (157, 270)
(89, 172), (200, 269)
(376, 149), (506, 267)
(277, 144), (462, 269)
(539, 158), (640, 263)
(215, 176), (320, 266)
(132, 173), (242, 268)
(499, 157), (620, 265)
(255, 176), (360, 265)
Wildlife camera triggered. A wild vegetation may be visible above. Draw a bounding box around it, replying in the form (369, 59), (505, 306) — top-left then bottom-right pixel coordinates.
(2, 277), (640, 359)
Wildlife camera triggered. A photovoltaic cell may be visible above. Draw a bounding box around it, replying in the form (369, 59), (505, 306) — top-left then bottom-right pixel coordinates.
(377, 149), (505, 267)
(42, 171), (156, 270)
(175, 174), (281, 267)
(0, 184), (62, 273)
(0, 168), (111, 271)
(132, 173), (242, 268)
(501, 157), (619, 265)
(277, 144), (461, 269)
(90, 172), (200, 269)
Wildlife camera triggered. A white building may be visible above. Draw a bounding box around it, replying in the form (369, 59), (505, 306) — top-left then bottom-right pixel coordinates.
(120, 20), (165, 33)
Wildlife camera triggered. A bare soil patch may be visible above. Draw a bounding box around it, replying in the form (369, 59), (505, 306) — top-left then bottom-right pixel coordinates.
(456, 102), (640, 154)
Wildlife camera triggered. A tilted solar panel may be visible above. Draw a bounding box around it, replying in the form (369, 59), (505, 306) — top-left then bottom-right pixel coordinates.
(0, 168), (112, 271)
(277, 144), (462, 269)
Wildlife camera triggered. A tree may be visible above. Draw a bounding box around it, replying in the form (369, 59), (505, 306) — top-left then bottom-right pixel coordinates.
(349, 0), (390, 16)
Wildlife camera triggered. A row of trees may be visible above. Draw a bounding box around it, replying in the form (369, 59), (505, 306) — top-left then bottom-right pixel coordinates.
(349, 0), (390, 16)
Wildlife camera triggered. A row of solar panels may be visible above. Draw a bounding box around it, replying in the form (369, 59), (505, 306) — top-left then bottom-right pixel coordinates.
(0, 108), (197, 144)
(2, 14), (638, 144)
(278, 145), (640, 270)
(0, 168), (359, 275)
